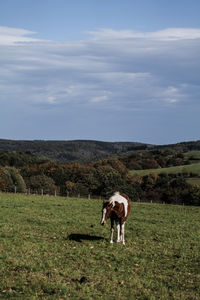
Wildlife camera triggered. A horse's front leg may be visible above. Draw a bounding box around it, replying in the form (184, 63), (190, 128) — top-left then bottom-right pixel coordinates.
(110, 218), (114, 244)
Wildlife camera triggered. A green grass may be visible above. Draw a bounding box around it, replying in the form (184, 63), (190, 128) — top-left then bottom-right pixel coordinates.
(184, 151), (200, 161)
(0, 194), (199, 299)
(130, 162), (200, 177)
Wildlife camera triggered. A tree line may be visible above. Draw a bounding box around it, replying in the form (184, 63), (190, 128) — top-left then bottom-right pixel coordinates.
(120, 149), (188, 170)
(0, 150), (199, 205)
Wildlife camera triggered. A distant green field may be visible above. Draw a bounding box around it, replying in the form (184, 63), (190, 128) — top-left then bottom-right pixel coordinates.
(130, 162), (200, 177)
(184, 151), (200, 160)
(0, 193), (199, 299)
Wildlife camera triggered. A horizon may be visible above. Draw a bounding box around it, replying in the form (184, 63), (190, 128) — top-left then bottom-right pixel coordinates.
(0, 0), (200, 144)
(0, 137), (199, 147)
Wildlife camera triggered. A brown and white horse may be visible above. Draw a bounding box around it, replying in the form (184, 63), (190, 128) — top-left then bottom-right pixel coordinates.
(101, 192), (131, 245)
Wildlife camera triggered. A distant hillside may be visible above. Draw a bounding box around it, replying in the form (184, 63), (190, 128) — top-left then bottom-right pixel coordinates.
(130, 162), (200, 177)
(156, 140), (200, 152)
(0, 139), (152, 163)
(0, 139), (200, 164)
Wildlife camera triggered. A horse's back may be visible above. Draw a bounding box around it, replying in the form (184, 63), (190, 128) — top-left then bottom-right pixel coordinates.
(120, 193), (131, 217)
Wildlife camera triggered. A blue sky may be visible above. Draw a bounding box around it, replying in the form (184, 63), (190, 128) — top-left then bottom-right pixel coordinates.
(0, 0), (200, 144)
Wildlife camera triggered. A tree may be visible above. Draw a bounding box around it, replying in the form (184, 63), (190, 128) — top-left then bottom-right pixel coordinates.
(27, 175), (56, 195)
(5, 167), (26, 193)
(0, 166), (13, 191)
(182, 186), (200, 206)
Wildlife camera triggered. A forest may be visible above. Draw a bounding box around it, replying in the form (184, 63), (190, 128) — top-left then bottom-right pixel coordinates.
(1, 138), (200, 163)
(0, 144), (200, 206)
(0, 139), (151, 163)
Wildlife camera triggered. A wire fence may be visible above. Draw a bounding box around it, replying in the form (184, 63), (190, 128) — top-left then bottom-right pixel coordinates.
(0, 185), (172, 205)
(0, 186), (108, 201)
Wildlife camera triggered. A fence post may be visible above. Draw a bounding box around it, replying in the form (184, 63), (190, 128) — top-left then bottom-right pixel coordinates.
(41, 189), (43, 196)
(88, 194), (90, 199)
(55, 190), (57, 197)
(14, 186), (17, 194)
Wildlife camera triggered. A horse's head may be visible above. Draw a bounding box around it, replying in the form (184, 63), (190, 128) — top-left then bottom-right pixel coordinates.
(101, 202), (113, 225)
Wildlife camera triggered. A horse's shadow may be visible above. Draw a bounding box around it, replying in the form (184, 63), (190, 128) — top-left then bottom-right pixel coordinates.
(67, 233), (104, 243)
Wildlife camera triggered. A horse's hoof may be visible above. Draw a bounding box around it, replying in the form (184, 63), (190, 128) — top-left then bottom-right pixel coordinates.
(110, 240), (114, 244)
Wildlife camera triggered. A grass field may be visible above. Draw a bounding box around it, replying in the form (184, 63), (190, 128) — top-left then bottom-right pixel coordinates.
(0, 194), (199, 299)
(184, 151), (200, 161)
(130, 162), (200, 177)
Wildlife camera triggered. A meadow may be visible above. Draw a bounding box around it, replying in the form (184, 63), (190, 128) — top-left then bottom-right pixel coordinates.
(0, 193), (199, 299)
(130, 162), (200, 178)
(184, 151), (200, 161)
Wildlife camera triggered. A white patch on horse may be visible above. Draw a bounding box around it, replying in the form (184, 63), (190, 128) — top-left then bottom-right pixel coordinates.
(109, 192), (128, 217)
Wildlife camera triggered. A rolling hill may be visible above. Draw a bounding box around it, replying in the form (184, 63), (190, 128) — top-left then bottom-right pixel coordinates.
(0, 139), (152, 163)
(130, 162), (200, 177)
(0, 138), (200, 164)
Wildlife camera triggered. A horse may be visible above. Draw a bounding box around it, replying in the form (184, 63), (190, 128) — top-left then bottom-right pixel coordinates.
(101, 192), (131, 245)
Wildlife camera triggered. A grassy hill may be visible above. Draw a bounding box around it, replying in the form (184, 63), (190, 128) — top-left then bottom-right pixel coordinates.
(0, 193), (199, 299)
(184, 150), (200, 162)
(130, 162), (200, 177)
(129, 151), (200, 187)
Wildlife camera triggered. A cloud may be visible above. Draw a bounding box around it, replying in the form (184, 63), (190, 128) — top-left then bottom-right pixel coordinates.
(87, 27), (200, 41)
(146, 28), (200, 41)
(0, 26), (200, 116)
(91, 95), (109, 103)
(0, 26), (42, 45)
(161, 86), (187, 104)
(47, 96), (57, 104)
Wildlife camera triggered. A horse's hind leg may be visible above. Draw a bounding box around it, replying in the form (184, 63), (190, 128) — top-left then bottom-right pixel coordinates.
(110, 219), (114, 244)
(121, 222), (125, 245)
(116, 220), (121, 243)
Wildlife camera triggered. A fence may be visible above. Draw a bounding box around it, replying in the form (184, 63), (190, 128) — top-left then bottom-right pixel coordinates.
(0, 185), (173, 204)
(0, 185), (108, 201)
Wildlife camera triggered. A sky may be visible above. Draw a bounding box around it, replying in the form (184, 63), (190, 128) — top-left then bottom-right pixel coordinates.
(0, 0), (200, 145)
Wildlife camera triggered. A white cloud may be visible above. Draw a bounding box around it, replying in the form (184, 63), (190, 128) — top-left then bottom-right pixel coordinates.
(0, 26), (41, 45)
(91, 95), (108, 103)
(0, 26), (200, 114)
(146, 28), (200, 41)
(87, 27), (200, 41)
(47, 96), (56, 104)
(86, 28), (137, 40)
(161, 86), (188, 104)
